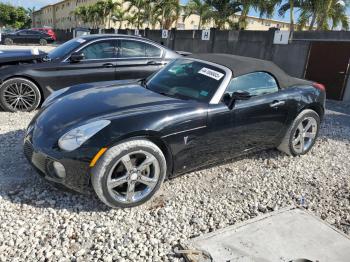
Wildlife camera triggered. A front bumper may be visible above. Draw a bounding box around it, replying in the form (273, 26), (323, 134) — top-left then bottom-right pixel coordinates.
(23, 139), (92, 194)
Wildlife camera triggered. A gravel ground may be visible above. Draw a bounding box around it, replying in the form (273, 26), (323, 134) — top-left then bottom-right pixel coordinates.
(0, 101), (349, 261)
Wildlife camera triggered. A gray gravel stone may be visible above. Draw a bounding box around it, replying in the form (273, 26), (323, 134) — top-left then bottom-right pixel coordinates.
(0, 100), (349, 261)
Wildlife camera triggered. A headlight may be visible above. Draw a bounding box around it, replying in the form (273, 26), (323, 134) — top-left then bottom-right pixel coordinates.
(42, 87), (70, 107)
(58, 120), (110, 151)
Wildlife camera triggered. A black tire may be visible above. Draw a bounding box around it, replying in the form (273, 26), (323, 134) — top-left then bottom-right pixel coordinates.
(278, 109), (320, 156)
(0, 78), (41, 112)
(4, 38), (13, 45)
(39, 39), (47, 46)
(91, 139), (167, 208)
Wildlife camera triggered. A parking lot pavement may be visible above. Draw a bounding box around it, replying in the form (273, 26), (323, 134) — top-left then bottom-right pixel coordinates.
(0, 101), (349, 261)
(0, 44), (55, 53)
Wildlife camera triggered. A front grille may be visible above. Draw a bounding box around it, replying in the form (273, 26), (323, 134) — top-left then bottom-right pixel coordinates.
(24, 141), (48, 174)
(32, 153), (48, 173)
(23, 141), (34, 160)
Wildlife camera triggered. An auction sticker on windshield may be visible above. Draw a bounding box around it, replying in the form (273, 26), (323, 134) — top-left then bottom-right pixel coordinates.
(198, 67), (224, 80)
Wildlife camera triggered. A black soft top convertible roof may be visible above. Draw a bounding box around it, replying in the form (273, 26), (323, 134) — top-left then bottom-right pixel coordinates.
(189, 53), (311, 88)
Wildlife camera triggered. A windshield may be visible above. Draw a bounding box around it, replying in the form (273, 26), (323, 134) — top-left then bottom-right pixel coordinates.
(47, 38), (85, 60)
(146, 59), (226, 102)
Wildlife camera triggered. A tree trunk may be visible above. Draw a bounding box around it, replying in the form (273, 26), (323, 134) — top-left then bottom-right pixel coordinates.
(239, 5), (249, 30)
(317, 0), (333, 30)
(290, 0), (294, 33)
(309, 13), (316, 30)
(198, 16), (202, 30)
(161, 8), (165, 29)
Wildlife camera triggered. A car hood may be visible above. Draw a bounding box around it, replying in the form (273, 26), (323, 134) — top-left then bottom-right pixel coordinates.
(33, 83), (194, 141)
(0, 49), (47, 65)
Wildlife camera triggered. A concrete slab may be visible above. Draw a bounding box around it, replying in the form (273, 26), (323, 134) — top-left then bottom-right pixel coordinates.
(189, 207), (350, 262)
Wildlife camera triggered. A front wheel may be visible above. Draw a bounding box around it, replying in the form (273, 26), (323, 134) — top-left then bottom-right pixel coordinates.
(0, 78), (41, 112)
(39, 39), (47, 46)
(278, 109), (320, 156)
(91, 139), (167, 208)
(4, 38), (13, 45)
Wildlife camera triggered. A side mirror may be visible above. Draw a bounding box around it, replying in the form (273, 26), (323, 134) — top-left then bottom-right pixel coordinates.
(69, 52), (84, 62)
(223, 91), (251, 110)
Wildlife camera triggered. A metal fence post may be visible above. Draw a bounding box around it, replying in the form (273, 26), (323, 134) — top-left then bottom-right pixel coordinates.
(171, 28), (176, 50)
(210, 28), (217, 53)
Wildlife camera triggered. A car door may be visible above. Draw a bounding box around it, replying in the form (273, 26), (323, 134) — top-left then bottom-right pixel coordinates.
(26, 30), (41, 44)
(13, 30), (27, 44)
(116, 39), (164, 80)
(206, 72), (292, 160)
(50, 39), (118, 90)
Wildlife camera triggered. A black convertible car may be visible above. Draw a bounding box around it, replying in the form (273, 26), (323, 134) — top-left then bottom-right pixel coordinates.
(0, 34), (180, 112)
(24, 54), (326, 208)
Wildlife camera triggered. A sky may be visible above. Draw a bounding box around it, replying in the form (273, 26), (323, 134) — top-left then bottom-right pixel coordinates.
(2, 0), (350, 24)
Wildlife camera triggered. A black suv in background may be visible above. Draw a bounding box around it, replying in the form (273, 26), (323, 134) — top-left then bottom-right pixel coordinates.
(0, 34), (181, 112)
(1, 29), (54, 46)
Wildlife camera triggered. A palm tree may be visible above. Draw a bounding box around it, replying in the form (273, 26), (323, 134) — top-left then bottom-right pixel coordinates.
(293, 0), (319, 30)
(73, 6), (91, 26)
(183, 0), (211, 29)
(238, 0), (278, 29)
(111, 8), (128, 29)
(103, 0), (121, 28)
(316, 0), (349, 30)
(143, 0), (159, 28)
(90, 3), (104, 28)
(284, 0), (349, 31)
(205, 0), (242, 29)
(329, 0), (349, 30)
(93, 0), (121, 28)
(154, 0), (181, 29)
(278, 0), (303, 33)
(125, 0), (147, 29)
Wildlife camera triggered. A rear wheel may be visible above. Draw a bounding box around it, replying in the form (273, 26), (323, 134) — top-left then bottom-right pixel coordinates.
(0, 78), (41, 112)
(4, 38), (13, 45)
(91, 139), (167, 208)
(39, 39), (47, 46)
(278, 109), (320, 156)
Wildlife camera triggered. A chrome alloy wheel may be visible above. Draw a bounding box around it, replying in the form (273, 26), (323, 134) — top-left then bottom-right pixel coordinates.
(3, 82), (38, 111)
(107, 150), (160, 204)
(292, 117), (318, 154)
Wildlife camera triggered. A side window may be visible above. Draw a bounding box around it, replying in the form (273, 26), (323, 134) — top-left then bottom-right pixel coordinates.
(119, 40), (146, 58)
(145, 43), (161, 57)
(225, 72), (279, 96)
(80, 40), (116, 60)
(119, 40), (162, 58)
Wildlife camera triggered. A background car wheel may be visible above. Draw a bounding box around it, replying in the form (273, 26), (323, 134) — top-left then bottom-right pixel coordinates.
(91, 139), (167, 208)
(278, 109), (320, 156)
(4, 38), (13, 45)
(0, 78), (41, 112)
(39, 39), (47, 46)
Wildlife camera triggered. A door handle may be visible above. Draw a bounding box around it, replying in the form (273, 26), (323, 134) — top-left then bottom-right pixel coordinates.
(270, 100), (285, 108)
(102, 63), (115, 68)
